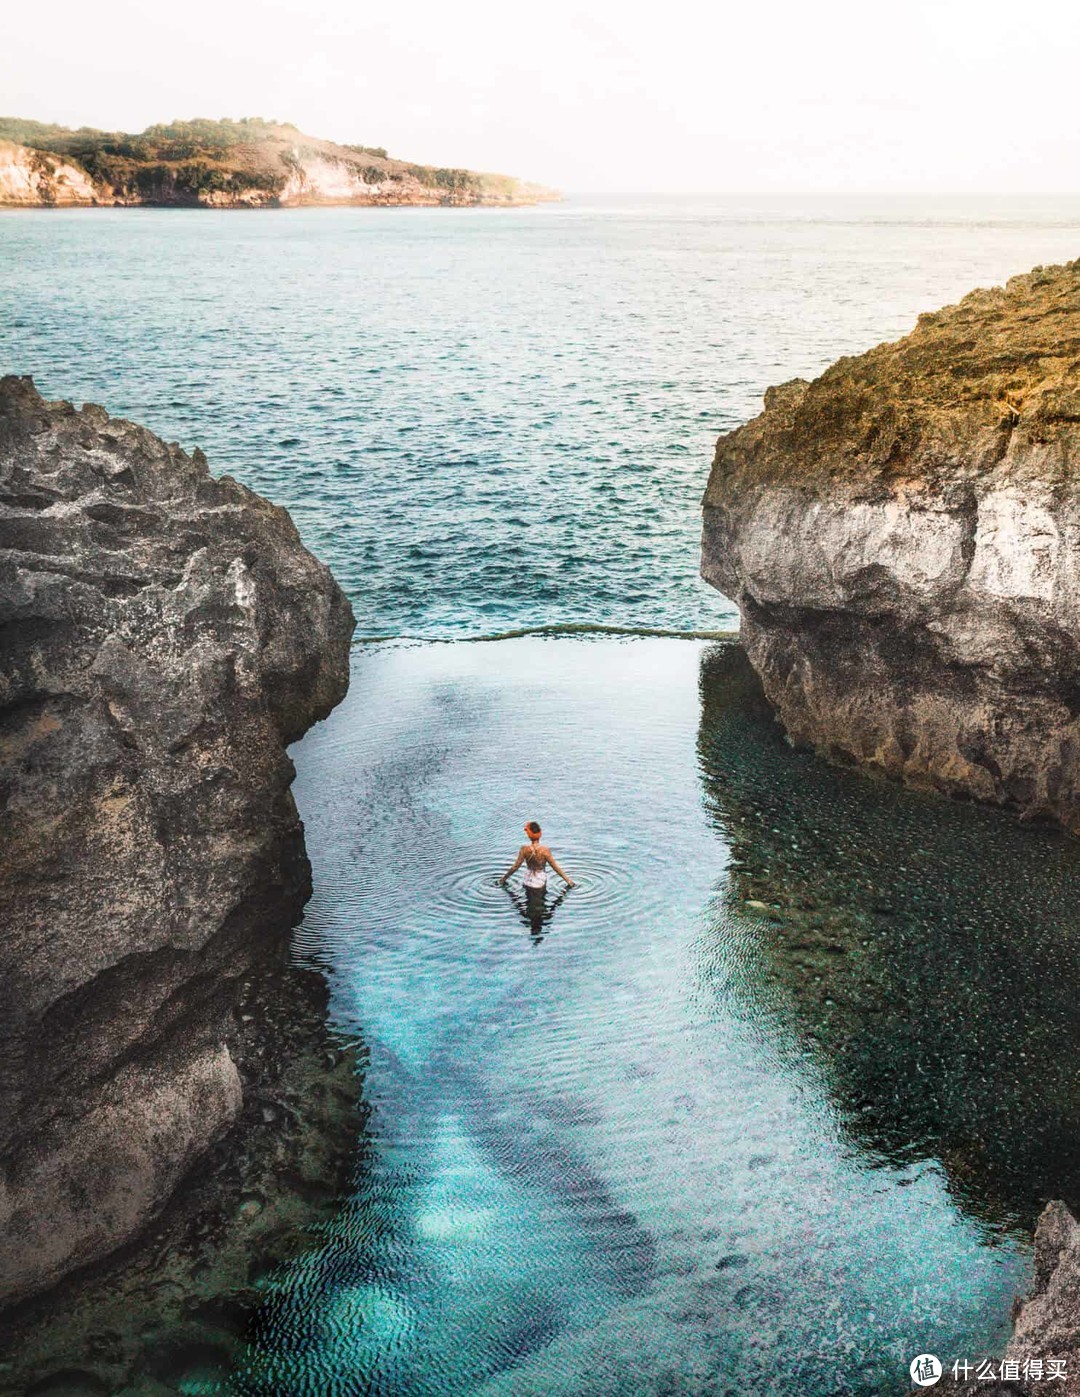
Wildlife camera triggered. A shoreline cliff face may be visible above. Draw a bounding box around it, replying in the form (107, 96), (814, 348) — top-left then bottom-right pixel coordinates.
(0, 139), (100, 205)
(702, 260), (1080, 835)
(939, 1201), (1080, 1394)
(0, 958), (363, 1396)
(0, 117), (559, 208)
(0, 377), (354, 1309)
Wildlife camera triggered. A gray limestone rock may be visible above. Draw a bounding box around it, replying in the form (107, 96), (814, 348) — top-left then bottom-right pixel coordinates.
(0, 376), (354, 1307)
(929, 1202), (1080, 1394)
(1007, 1202), (1080, 1392)
(701, 261), (1080, 834)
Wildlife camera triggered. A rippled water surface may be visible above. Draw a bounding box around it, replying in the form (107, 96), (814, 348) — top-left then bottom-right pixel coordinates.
(215, 637), (1080, 1397)
(5, 195), (1080, 636)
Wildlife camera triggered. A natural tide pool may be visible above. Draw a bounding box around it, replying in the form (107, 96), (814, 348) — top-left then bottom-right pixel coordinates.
(215, 634), (1080, 1397)
(10, 196), (1080, 1397)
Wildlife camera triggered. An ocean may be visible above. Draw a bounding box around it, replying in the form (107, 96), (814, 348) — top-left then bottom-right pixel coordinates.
(6, 194), (1080, 639)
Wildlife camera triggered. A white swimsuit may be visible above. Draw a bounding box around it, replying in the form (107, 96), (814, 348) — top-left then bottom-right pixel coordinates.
(523, 861), (547, 890)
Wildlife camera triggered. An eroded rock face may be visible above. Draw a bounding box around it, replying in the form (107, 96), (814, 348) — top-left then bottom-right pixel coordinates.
(1011, 1203), (1080, 1381)
(702, 261), (1080, 833)
(0, 376), (354, 1307)
(0, 140), (99, 205)
(937, 1201), (1080, 1394)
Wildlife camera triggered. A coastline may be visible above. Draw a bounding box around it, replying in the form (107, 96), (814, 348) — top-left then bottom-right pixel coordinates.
(0, 123), (560, 210)
(0, 195), (561, 211)
(2, 626), (1069, 1392)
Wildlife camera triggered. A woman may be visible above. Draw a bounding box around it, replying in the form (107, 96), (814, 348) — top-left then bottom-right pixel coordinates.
(500, 821), (575, 892)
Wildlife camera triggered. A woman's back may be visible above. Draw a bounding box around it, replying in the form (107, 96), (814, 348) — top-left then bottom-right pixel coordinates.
(500, 824), (575, 891)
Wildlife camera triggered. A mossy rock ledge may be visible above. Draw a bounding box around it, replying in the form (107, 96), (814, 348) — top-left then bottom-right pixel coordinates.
(702, 259), (1080, 836)
(0, 376), (355, 1315)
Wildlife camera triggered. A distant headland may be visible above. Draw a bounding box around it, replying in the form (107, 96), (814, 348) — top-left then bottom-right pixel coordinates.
(0, 116), (560, 208)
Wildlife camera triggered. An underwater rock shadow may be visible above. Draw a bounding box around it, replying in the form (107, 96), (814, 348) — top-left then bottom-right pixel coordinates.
(695, 643), (1080, 1233)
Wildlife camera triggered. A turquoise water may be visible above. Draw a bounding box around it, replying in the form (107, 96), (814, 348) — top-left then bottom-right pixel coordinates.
(6, 197), (1080, 1394)
(222, 637), (1080, 1396)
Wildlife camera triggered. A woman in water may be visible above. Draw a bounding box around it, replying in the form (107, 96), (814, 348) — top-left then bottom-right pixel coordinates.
(500, 821), (575, 893)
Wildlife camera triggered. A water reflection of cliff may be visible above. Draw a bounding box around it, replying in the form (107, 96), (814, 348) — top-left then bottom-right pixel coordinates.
(697, 643), (1080, 1232)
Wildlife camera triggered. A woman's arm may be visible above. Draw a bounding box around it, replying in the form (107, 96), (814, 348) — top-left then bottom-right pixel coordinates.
(500, 847), (526, 884)
(546, 851), (575, 887)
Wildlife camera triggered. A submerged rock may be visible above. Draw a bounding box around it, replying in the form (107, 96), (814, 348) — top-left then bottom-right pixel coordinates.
(0, 376), (354, 1308)
(0, 959), (363, 1396)
(701, 260), (1080, 833)
(695, 643), (1080, 1230)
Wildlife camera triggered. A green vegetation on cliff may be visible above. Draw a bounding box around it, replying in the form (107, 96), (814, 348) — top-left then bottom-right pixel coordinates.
(0, 115), (281, 157)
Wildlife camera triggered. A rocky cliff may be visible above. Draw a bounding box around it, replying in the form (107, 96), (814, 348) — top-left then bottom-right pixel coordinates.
(938, 1200), (1080, 1394)
(1004, 1202), (1080, 1394)
(0, 116), (558, 208)
(0, 139), (99, 205)
(0, 376), (354, 1308)
(702, 259), (1080, 835)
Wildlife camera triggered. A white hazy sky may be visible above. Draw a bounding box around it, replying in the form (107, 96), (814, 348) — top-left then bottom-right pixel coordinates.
(3, 0), (1079, 193)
